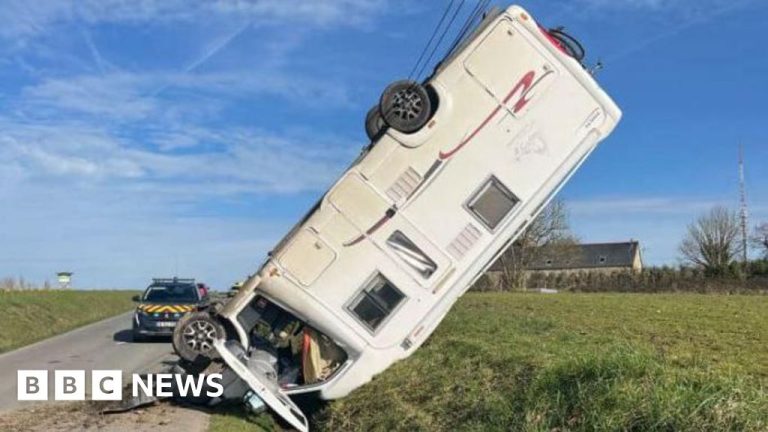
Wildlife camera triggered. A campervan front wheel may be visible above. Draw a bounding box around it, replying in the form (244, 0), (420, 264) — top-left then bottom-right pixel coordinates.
(173, 311), (225, 366)
(379, 80), (431, 134)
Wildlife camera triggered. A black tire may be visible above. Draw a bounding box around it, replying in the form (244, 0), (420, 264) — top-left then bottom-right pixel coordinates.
(379, 80), (431, 134)
(172, 311), (225, 364)
(365, 105), (386, 140)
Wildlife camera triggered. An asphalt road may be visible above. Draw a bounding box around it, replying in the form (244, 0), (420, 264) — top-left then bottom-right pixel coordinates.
(0, 311), (176, 412)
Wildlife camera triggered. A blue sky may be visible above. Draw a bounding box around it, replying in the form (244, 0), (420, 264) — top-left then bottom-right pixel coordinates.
(0, 0), (765, 289)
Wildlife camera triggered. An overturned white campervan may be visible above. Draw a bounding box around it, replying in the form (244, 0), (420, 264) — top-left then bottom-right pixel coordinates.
(173, 5), (622, 430)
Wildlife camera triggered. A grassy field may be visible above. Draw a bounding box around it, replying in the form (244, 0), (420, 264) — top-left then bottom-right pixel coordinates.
(209, 292), (768, 432)
(0, 290), (137, 353)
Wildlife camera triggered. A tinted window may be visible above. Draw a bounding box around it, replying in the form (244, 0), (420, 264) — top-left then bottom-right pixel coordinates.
(351, 297), (387, 329)
(348, 274), (405, 331)
(467, 177), (518, 230)
(143, 284), (198, 303)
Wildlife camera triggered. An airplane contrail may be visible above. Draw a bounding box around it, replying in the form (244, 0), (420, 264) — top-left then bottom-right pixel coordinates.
(150, 19), (252, 97)
(604, 0), (758, 64)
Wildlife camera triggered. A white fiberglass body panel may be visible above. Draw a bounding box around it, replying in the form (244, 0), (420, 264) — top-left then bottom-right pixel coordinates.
(220, 4), (622, 413)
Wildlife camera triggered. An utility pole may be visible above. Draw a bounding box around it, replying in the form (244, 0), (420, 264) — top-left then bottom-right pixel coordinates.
(739, 144), (748, 269)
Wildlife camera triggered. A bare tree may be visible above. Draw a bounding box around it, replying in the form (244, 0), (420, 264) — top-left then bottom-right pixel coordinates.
(753, 222), (768, 258)
(0, 277), (14, 291)
(679, 206), (743, 276)
(496, 199), (578, 290)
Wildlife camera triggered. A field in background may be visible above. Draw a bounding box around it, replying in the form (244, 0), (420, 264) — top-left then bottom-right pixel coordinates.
(0, 290), (137, 353)
(210, 292), (768, 432)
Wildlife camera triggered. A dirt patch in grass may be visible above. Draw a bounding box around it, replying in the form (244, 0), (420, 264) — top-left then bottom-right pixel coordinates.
(0, 401), (209, 432)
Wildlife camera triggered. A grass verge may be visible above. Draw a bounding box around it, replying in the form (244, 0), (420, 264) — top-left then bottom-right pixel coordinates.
(0, 289), (137, 353)
(210, 293), (768, 432)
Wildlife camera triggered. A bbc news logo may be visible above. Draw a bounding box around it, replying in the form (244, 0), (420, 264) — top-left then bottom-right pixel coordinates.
(18, 370), (223, 401)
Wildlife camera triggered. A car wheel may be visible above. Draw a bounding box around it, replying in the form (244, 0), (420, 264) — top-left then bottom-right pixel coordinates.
(172, 312), (225, 364)
(365, 105), (386, 140)
(379, 80), (431, 134)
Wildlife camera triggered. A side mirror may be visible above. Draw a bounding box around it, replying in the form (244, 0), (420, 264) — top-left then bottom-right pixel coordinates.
(132, 295), (141, 302)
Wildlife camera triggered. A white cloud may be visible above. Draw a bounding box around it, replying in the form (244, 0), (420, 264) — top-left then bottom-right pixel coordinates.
(580, 0), (665, 9)
(150, 127), (222, 151)
(22, 73), (157, 120)
(18, 70), (355, 123)
(0, 115), (357, 192)
(0, 0), (397, 287)
(579, 0), (753, 12)
(575, 0), (759, 63)
(569, 197), (725, 216)
(0, 180), (290, 288)
(0, 0), (388, 42)
(0, 117), (357, 287)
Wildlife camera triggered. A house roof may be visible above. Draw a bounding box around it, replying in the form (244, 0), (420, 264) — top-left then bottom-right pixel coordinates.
(529, 241), (640, 270)
(490, 241), (641, 271)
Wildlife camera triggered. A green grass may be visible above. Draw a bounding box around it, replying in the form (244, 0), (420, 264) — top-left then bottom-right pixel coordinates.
(209, 293), (768, 432)
(0, 289), (137, 353)
(207, 406), (282, 432)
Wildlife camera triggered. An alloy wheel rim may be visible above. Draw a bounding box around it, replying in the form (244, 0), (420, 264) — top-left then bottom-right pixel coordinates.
(390, 87), (423, 121)
(182, 320), (217, 353)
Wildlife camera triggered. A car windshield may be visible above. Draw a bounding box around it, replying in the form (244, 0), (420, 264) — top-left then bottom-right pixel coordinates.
(143, 284), (198, 303)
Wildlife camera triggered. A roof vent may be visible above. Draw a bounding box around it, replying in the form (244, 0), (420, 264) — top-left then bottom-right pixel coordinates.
(447, 223), (482, 260)
(386, 167), (421, 204)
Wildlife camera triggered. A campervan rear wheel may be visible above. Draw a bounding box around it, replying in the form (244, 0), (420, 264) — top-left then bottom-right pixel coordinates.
(365, 105), (386, 140)
(379, 80), (431, 134)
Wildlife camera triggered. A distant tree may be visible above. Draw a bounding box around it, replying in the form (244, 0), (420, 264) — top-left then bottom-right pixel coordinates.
(0, 277), (14, 291)
(679, 206), (743, 276)
(497, 199), (578, 290)
(752, 223), (768, 258)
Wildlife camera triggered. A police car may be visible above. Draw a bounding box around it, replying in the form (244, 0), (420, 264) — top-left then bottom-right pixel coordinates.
(132, 278), (205, 341)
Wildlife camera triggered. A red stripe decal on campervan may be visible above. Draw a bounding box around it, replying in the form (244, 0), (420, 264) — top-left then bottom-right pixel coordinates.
(343, 70), (552, 247)
(342, 208), (396, 247)
(438, 70), (536, 160)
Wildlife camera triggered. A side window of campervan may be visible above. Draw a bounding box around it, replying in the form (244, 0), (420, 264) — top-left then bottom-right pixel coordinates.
(386, 231), (437, 279)
(346, 273), (405, 332)
(465, 176), (519, 231)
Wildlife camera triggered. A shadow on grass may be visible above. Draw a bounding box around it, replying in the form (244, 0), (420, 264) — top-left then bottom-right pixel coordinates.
(207, 391), (330, 432)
